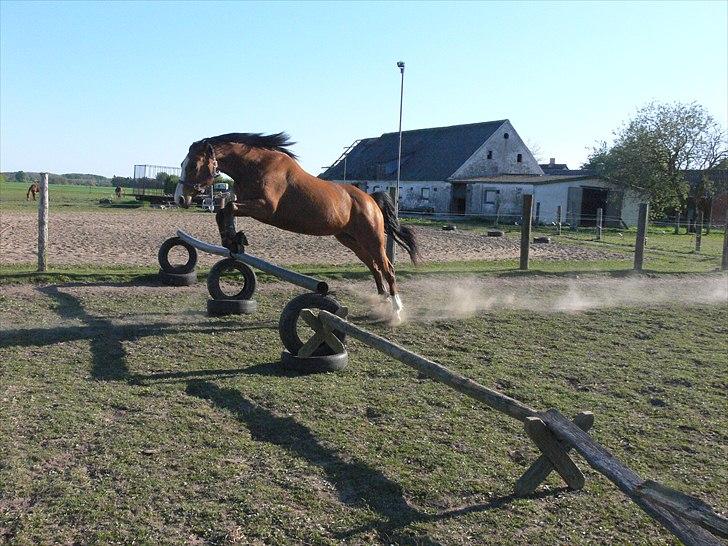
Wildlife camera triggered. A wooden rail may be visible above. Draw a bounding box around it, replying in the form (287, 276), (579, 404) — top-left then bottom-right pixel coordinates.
(309, 309), (725, 546)
(177, 230), (329, 294)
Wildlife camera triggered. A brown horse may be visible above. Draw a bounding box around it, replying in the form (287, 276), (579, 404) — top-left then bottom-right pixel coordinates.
(26, 182), (40, 201)
(174, 133), (419, 322)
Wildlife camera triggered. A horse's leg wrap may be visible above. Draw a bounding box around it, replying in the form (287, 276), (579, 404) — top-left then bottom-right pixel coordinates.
(217, 205), (245, 253)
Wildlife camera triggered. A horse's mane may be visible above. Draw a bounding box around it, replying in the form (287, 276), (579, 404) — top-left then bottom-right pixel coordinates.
(206, 132), (297, 159)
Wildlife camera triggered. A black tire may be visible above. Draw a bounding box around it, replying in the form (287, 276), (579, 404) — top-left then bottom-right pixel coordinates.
(487, 230), (504, 237)
(278, 293), (347, 357)
(207, 298), (258, 316)
(158, 269), (197, 286)
(206, 258), (257, 301)
(280, 350), (348, 374)
(158, 237), (198, 274)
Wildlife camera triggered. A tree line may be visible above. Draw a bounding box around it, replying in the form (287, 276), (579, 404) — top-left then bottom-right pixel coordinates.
(584, 101), (727, 220)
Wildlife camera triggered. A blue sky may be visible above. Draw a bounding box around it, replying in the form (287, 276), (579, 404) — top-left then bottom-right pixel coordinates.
(1, 1), (726, 178)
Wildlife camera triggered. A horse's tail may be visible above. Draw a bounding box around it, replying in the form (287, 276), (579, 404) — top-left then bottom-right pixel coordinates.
(371, 191), (420, 265)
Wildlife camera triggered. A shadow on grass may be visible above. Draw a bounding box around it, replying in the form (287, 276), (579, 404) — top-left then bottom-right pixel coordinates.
(186, 380), (565, 544)
(1, 286), (275, 382)
(131, 359), (299, 383)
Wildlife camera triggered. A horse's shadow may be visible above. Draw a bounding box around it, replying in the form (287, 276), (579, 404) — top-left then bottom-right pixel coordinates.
(4, 286), (275, 382)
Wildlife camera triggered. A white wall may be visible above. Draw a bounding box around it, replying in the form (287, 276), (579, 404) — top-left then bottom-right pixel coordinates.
(451, 120), (544, 179)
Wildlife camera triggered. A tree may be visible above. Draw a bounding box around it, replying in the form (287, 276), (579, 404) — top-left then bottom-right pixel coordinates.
(15, 171), (27, 183)
(584, 102), (727, 217)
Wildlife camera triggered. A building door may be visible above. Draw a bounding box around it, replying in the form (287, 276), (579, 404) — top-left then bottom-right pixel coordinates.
(566, 187), (583, 226)
(451, 183), (467, 214)
(580, 187), (609, 226)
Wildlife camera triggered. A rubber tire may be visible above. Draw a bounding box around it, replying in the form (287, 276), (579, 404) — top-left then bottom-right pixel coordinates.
(159, 269), (197, 286)
(207, 298), (258, 316)
(207, 258), (257, 301)
(278, 293), (347, 357)
(487, 230), (504, 237)
(280, 349), (348, 374)
(158, 237), (198, 274)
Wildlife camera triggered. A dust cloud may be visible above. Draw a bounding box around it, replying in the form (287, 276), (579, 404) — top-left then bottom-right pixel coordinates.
(343, 274), (728, 323)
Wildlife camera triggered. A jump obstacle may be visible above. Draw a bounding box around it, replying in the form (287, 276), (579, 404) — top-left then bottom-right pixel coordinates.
(158, 231), (727, 544)
(291, 308), (727, 546)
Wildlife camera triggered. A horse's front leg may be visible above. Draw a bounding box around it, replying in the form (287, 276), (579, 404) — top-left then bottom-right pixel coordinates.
(216, 203), (248, 253)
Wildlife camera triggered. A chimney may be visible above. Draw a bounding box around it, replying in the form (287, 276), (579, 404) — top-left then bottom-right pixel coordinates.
(549, 158), (556, 166)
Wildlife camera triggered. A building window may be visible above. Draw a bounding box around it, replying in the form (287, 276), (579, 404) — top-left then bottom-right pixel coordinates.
(421, 187), (430, 200)
(483, 188), (499, 205)
(487, 150), (493, 159)
(517, 153), (523, 163)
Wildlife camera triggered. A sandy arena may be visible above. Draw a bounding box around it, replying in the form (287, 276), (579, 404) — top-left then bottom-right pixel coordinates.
(1, 210), (626, 267)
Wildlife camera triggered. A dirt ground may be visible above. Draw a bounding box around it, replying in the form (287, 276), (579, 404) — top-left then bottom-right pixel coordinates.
(1, 210), (626, 267)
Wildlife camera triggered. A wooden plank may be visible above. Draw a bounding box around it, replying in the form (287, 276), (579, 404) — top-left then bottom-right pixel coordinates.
(297, 310), (326, 357)
(542, 409), (723, 546)
(316, 310), (538, 422)
(515, 411), (593, 496)
(636, 480), (728, 538)
(523, 417), (585, 491)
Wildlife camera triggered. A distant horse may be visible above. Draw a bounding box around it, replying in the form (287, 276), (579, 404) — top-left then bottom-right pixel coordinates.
(174, 133), (419, 322)
(26, 182), (40, 201)
(115, 186), (123, 199)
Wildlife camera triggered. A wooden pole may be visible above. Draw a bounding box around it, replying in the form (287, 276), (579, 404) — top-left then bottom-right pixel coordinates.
(520, 194), (533, 270)
(37, 173), (49, 272)
(695, 211), (703, 253)
(316, 310), (539, 422)
(556, 205), (562, 235)
(722, 210), (728, 271)
(542, 410), (723, 546)
(596, 208), (603, 241)
(634, 203), (648, 271)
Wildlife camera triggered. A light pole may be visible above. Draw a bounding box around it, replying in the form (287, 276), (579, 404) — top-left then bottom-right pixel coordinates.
(387, 60), (405, 263)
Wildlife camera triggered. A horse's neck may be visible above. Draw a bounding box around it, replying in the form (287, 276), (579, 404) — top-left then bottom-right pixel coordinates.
(215, 144), (262, 181)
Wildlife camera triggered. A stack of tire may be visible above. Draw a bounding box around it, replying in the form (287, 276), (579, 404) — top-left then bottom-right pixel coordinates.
(278, 293), (348, 373)
(206, 258), (258, 316)
(158, 237), (198, 286)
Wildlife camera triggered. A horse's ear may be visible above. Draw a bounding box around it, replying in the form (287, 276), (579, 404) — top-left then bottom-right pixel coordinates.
(205, 141), (214, 157)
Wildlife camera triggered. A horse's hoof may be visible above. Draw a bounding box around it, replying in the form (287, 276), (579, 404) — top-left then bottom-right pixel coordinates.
(236, 230), (249, 247)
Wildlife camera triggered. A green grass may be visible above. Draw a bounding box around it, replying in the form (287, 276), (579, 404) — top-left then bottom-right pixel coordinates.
(0, 180), (143, 211)
(1, 276), (726, 544)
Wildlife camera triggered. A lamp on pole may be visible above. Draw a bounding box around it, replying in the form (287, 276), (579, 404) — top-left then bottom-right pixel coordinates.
(387, 60), (405, 263)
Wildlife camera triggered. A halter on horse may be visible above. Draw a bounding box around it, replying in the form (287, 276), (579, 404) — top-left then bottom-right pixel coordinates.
(174, 133), (419, 323)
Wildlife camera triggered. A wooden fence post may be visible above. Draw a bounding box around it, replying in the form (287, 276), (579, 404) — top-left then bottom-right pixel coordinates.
(556, 205), (562, 235)
(722, 211), (728, 271)
(596, 208), (603, 241)
(634, 203), (648, 271)
(37, 172), (49, 272)
(695, 211), (703, 253)
(520, 194), (533, 270)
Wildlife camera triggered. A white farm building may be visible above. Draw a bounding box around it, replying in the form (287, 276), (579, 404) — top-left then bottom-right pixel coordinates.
(320, 120), (641, 226)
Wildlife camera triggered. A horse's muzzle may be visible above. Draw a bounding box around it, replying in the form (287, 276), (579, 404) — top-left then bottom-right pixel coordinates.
(174, 183), (193, 208)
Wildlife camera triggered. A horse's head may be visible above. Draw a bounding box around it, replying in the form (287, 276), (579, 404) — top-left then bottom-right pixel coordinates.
(174, 139), (219, 208)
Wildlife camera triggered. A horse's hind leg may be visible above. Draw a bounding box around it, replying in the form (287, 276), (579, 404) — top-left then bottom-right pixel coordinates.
(335, 234), (385, 295)
(357, 235), (403, 323)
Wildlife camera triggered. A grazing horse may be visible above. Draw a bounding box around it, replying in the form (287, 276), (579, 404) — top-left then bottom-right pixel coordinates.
(26, 182), (40, 201)
(174, 132), (419, 322)
(115, 186), (123, 199)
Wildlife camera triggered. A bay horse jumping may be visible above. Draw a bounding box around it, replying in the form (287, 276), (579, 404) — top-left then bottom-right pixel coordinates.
(174, 133), (419, 322)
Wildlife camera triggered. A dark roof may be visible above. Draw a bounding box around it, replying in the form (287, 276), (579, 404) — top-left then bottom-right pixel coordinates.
(539, 163), (569, 174)
(682, 169), (728, 192)
(320, 120), (507, 181)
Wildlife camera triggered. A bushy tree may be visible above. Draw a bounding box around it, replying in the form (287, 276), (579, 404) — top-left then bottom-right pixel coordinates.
(15, 171), (27, 182)
(585, 102), (727, 217)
